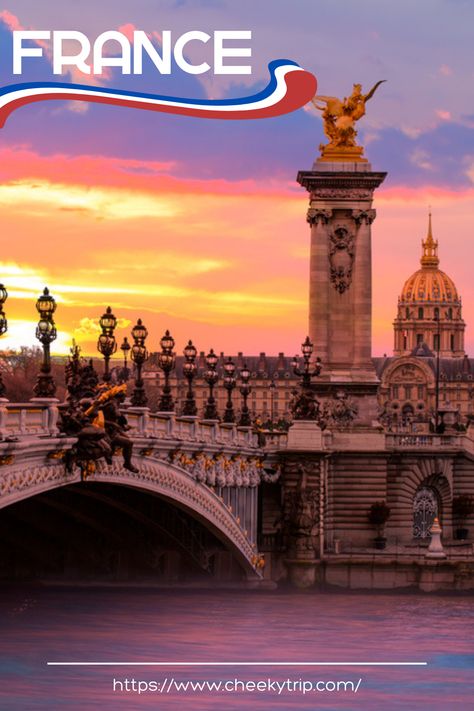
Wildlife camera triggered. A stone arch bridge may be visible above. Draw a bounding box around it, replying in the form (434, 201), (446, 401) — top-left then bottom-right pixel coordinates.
(0, 399), (273, 581)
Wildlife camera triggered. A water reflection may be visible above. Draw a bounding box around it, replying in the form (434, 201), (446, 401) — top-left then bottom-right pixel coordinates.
(1, 587), (473, 710)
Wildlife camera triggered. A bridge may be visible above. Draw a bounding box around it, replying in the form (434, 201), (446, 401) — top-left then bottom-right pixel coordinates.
(0, 399), (269, 582)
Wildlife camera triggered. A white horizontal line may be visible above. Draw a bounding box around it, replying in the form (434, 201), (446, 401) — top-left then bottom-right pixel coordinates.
(47, 661), (428, 667)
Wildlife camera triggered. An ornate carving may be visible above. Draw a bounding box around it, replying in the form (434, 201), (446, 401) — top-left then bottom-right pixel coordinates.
(311, 188), (372, 200)
(352, 208), (376, 225)
(328, 224), (355, 293)
(0, 462), (77, 501)
(307, 208), (332, 226)
(168, 450), (263, 488)
(283, 463), (320, 555)
(323, 389), (358, 429)
(290, 388), (321, 421)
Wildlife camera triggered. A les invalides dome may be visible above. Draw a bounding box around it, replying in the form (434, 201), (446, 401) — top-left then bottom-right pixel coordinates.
(393, 214), (465, 357)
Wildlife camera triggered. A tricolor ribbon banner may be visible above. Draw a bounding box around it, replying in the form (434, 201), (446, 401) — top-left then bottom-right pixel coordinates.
(0, 59), (317, 127)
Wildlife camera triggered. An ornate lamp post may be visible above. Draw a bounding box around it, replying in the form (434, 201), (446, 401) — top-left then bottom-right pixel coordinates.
(223, 357), (236, 423)
(97, 306), (117, 382)
(290, 336), (323, 421)
(292, 336), (322, 387)
(158, 329), (175, 412)
(0, 284), (8, 398)
(182, 340), (198, 416)
(33, 287), (57, 398)
(203, 348), (219, 420)
(130, 319), (148, 407)
(120, 336), (131, 382)
(238, 363), (252, 426)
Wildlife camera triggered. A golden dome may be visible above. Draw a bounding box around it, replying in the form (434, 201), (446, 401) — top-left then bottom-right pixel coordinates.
(399, 214), (460, 304)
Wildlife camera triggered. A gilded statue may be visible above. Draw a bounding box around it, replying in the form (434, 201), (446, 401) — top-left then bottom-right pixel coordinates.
(312, 81), (385, 156)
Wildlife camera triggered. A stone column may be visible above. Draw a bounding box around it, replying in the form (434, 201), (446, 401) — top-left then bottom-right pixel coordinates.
(307, 208), (332, 365)
(297, 162), (386, 424)
(352, 209), (376, 371)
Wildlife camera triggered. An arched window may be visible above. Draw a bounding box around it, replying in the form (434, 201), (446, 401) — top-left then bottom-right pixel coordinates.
(418, 307), (424, 319)
(451, 334), (455, 351)
(413, 487), (439, 539)
(447, 307), (453, 319)
(434, 307), (440, 319)
(405, 307), (410, 319)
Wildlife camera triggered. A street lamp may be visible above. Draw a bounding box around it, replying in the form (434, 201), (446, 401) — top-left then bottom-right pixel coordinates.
(120, 336), (131, 382)
(130, 319), (148, 407)
(158, 329), (175, 412)
(238, 363), (252, 427)
(0, 284), (8, 398)
(97, 306), (117, 382)
(182, 340), (197, 416)
(203, 348), (219, 420)
(292, 336), (322, 388)
(223, 357), (236, 423)
(33, 287), (57, 398)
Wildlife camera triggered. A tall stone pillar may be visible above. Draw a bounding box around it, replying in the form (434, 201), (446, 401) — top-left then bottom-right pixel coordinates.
(297, 161), (386, 424)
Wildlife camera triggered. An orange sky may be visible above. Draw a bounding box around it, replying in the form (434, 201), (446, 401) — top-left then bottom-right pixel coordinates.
(1, 143), (474, 359)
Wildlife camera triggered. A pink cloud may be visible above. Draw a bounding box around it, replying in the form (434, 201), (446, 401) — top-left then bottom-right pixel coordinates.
(0, 9), (23, 31)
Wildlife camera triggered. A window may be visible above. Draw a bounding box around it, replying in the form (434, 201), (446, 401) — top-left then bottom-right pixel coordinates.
(418, 307), (424, 319)
(417, 385), (424, 399)
(416, 333), (424, 346)
(434, 307), (439, 319)
(433, 333), (440, 351)
(451, 334), (455, 351)
(403, 335), (407, 350)
(392, 385), (399, 399)
(404, 386), (412, 400)
(405, 307), (410, 319)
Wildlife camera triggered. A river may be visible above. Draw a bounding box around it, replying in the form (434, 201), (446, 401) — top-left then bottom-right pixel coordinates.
(1, 586), (473, 710)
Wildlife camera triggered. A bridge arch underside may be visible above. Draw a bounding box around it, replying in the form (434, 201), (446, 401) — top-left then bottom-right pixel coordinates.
(0, 481), (256, 584)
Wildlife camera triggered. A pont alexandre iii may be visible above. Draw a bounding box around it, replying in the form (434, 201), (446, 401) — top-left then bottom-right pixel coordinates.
(1, 83), (474, 592)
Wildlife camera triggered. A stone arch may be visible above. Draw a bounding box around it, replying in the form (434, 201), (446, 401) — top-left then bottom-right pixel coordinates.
(387, 457), (453, 542)
(0, 456), (261, 580)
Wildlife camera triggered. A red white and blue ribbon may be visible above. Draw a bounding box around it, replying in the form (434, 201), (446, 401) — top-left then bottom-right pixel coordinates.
(0, 60), (317, 127)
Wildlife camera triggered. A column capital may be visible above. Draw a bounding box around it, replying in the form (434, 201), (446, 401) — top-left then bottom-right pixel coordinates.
(307, 208), (332, 226)
(352, 208), (376, 225)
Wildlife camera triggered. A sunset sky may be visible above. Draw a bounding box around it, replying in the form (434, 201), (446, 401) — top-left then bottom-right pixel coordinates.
(1, 1), (474, 358)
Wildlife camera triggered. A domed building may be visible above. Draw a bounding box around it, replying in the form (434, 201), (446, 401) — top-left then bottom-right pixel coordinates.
(393, 214), (465, 357)
(376, 215), (473, 428)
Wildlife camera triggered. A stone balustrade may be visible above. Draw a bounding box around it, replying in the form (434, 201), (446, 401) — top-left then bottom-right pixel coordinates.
(0, 401), (259, 449)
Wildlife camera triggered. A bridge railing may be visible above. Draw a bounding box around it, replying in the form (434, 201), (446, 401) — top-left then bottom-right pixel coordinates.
(386, 433), (467, 449)
(0, 399), (60, 438)
(125, 408), (258, 447)
(0, 400), (259, 449)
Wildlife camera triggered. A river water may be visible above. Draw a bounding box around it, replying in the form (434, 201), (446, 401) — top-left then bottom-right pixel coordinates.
(1, 586), (473, 710)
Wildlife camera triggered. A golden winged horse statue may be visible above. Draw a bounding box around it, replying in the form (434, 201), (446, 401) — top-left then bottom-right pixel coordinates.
(312, 80), (386, 150)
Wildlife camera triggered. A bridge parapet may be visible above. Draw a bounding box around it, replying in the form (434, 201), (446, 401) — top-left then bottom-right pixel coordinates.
(99, 407), (257, 448)
(0, 401), (259, 449)
(0, 399), (60, 439)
